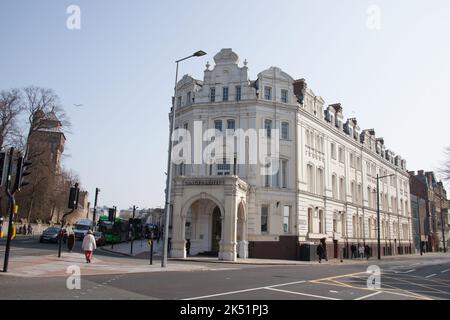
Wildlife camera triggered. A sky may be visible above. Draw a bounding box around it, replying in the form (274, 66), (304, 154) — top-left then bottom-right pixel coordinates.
(1, 0), (449, 209)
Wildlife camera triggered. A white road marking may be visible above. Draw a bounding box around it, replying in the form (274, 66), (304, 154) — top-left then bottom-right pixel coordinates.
(426, 274), (437, 279)
(265, 287), (340, 300)
(394, 269), (416, 274)
(441, 269), (450, 274)
(354, 291), (382, 300)
(329, 290), (339, 294)
(183, 280), (306, 300)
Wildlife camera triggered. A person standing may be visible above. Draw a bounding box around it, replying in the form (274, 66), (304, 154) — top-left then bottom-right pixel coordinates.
(359, 245), (365, 259)
(82, 230), (97, 263)
(364, 245), (371, 260)
(351, 244), (356, 259)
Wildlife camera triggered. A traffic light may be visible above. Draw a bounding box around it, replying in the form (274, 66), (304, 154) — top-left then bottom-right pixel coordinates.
(0, 216), (4, 239)
(68, 185), (80, 209)
(108, 208), (115, 222)
(13, 156), (32, 192)
(0, 151), (6, 187)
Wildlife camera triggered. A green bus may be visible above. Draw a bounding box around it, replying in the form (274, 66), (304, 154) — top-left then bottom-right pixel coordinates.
(97, 216), (130, 244)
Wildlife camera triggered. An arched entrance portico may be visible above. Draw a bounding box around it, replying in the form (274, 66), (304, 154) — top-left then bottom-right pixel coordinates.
(171, 176), (249, 261)
(183, 198), (224, 257)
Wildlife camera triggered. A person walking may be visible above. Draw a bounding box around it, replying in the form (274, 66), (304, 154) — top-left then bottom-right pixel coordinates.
(316, 243), (323, 263)
(359, 245), (365, 259)
(82, 230), (97, 263)
(27, 224), (33, 235)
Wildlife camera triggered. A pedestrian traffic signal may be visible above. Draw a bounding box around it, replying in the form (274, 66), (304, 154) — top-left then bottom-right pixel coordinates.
(68, 185), (80, 209)
(13, 156), (32, 192)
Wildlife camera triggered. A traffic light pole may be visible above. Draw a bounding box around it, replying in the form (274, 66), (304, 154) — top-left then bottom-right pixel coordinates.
(3, 148), (15, 273)
(58, 182), (79, 258)
(93, 188), (100, 231)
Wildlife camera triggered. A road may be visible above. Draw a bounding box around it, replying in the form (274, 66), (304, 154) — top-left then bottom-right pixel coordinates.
(1, 236), (450, 300)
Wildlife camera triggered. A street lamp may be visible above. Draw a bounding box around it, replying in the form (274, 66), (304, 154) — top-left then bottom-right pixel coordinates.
(376, 173), (395, 260)
(162, 50), (207, 268)
(438, 195), (447, 253)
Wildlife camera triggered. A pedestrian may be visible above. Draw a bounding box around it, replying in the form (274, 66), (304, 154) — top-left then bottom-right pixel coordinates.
(359, 245), (364, 259)
(82, 230), (97, 263)
(316, 243), (323, 263)
(22, 225), (27, 235)
(365, 245), (370, 260)
(321, 238), (328, 261)
(27, 224), (33, 235)
(351, 244), (356, 259)
(186, 239), (191, 256)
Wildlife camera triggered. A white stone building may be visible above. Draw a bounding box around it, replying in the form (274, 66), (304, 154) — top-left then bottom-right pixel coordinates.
(168, 48), (413, 261)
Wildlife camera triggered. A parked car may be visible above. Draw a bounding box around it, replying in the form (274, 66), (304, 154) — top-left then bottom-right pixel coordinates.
(39, 227), (67, 244)
(94, 231), (106, 247)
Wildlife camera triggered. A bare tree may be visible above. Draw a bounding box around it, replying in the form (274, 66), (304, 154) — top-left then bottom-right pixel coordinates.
(22, 86), (71, 154)
(0, 88), (24, 150)
(439, 146), (450, 182)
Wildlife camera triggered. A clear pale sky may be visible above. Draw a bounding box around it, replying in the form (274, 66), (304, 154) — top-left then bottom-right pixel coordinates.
(1, 0), (449, 209)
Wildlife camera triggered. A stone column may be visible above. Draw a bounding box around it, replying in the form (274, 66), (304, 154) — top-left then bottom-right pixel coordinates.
(171, 193), (186, 259)
(220, 192), (238, 261)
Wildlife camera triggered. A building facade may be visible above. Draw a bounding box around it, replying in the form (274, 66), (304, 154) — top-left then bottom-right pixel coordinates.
(410, 171), (449, 252)
(168, 49), (413, 261)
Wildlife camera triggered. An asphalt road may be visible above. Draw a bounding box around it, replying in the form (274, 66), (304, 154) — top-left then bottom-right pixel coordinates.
(1, 237), (450, 300)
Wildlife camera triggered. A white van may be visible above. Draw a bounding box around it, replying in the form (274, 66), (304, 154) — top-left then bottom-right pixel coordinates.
(73, 219), (93, 239)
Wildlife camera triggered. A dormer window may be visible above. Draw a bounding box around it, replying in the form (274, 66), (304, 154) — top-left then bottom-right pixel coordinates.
(210, 87), (216, 103)
(223, 87), (229, 102)
(264, 86), (272, 100)
(281, 89), (288, 103)
(330, 114), (334, 126)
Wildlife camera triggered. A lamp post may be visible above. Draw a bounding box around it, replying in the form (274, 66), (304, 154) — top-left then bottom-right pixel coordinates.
(162, 50), (206, 268)
(438, 195), (447, 253)
(130, 205), (138, 255)
(376, 173), (395, 260)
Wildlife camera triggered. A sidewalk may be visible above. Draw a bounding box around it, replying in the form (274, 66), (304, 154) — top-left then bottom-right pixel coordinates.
(99, 239), (163, 257)
(0, 251), (214, 278)
(173, 252), (449, 266)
